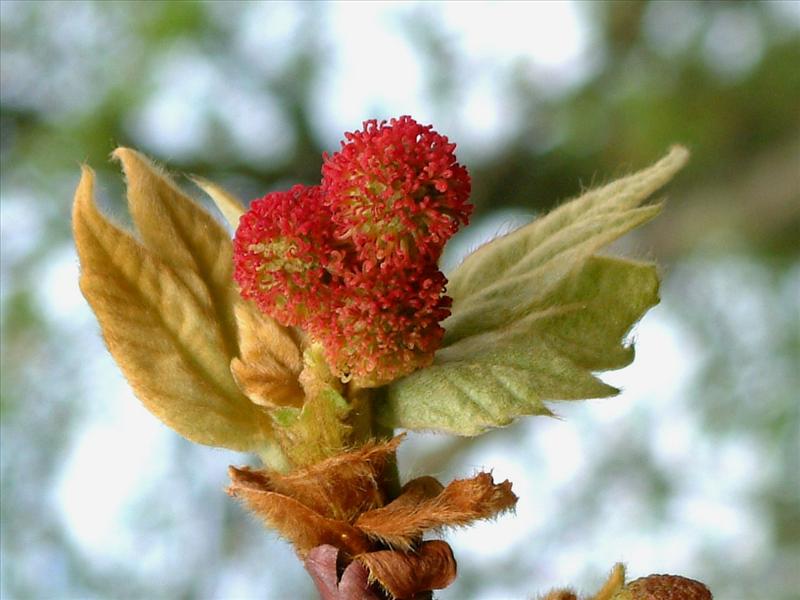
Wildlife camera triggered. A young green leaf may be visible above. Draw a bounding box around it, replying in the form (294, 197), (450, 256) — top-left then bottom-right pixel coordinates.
(73, 167), (274, 451)
(444, 146), (687, 345)
(380, 147), (688, 435)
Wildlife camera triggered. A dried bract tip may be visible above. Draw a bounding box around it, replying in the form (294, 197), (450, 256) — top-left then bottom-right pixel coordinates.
(539, 591), (578, 600)
(322, 115), (472, 270)
(227, 436), (403, 525)
(227, 471), (371, 558)
(355, 471), (517, 549)
(592, 563), (626, 600)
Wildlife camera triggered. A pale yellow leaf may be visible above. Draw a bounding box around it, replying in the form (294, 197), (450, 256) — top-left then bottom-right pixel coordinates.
(73, 166), (273, 451)
(190, 175), (246, 230)
(230, 299), (305, 409)
(112, 148), (239, 357)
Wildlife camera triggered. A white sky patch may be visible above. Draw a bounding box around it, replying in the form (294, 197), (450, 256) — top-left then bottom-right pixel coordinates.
(644, 1), (705, 58)
(596, 304), (700, 418)
(214, 85), (296, 166)
(456, 77), (515, 155)
(767, 0), (800, 28)
(55, 383), (172, 563)
(37, 246), (87, 329)
(127, 46), (215, 158)
(437, 0), (592, 151)
(441, 208), (535, 273)
(674, 493), (765, 560)
(532, 420), (586, 487)
(0, 193), (46, 271)
(436, 1), (587, 69)
(232, 1), (306, 79)
(702, 6), (766, 80)
(313, 1), (589, 154)
(312, 2), (429, 148)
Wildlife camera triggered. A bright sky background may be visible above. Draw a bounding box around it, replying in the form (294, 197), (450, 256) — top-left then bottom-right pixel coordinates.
(4, 1), (783, 597)
(135, 1), (590, 166)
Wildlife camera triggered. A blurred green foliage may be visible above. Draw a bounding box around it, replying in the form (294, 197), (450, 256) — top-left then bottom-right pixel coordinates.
(1, 1), (798, 599)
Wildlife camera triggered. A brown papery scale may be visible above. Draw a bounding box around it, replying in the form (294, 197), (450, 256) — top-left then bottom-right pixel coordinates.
(618, 574), (712, 600)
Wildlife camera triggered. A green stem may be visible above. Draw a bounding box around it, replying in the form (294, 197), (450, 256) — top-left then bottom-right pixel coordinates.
(347, 384), (403, 501)
(257, 437), (291, 472)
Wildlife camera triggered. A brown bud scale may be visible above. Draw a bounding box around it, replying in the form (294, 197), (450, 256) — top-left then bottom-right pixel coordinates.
(624, 574), (712, 600)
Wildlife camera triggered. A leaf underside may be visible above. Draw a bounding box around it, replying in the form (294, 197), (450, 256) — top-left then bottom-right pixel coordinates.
(381, 146), (689, 436)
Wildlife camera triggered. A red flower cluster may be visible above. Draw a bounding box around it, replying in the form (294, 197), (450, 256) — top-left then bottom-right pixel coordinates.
(234, 117), (472, 386)
(322, 116), (472, 271)
(233, 185), (332, 327)
(319, 266), (452, 385)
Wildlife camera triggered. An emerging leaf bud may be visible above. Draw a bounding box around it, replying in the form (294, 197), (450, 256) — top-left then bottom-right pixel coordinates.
(233, 185), (333, 327)
(322, 115), (472, 271)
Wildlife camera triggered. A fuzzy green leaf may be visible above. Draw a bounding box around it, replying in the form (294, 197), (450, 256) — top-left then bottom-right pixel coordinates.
(380, 147), (688, 435)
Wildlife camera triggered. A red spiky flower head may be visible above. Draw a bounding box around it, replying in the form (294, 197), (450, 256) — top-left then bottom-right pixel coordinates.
(311, 265), (451, 386)
(233, 184), (333, 327)
(322, 116), (472, 271)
